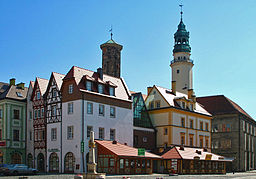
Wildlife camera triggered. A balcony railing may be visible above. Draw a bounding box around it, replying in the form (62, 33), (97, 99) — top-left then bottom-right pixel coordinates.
(171, 58), (193, 64)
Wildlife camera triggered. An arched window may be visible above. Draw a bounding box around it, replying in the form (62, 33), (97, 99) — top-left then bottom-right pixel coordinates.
(37, 153), (45, 172)
(11, 153), (21, 164)
(27, 153), (33, 168)
(64, 152), (75, 173)
(49, 153), (59, 172)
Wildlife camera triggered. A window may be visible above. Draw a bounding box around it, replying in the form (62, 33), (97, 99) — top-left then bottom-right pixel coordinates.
(52, 105), (56, 117)
(98, 84), (104, 94)
(205, 123), (209, 131)
(29, 131), (32, 141)
(110, 129), (115, 141)
(0, 109), (2, 118)
(190, 104), (194, 110)
(243, 121), (245, 131)
(120, 159), (124, 169)
(13, 110), (19, 119)
(87, 126), (93, 138)
(180, 133), (185, 145)
(149, 101), (154, 109)
(0, 129), (2, 140)
(200, 121), (203, 130)
(134, 135), (138, 146)
(189, 134), (193, 146)
(13, 130), (19, 141)
(68, 103), (73, 114)
(205, 137), (209, 148)
(181, 102), (185, 109)
(226, 124), (231, 132)
(177, 69), (180, 74)
(34, 109), (37, 119)
(190, 119), (193, 129)
(51, 128), (57, 141)
(52, 89), (57, 98)
(155, 101), (160, 108)
(143, 137), (147, 143)
(109, 87), (115, 96)
(68, 84), (73, 94)
(16, 92), (22, 97)
(41, 108), (44, 118)
(164, 128), (168, 135)
(87, 102), (93, 114)
(181, 118), (185, 127)
(99, 128), (104, 139)
(110, 107), (115, 118)
(110, 158), (115, 167)
(36, 92), (40, 100)
(99, 104), (104, 116)
(199, 136), (203, 148)
(38, 130), (45, 140)
(86, 81), (92, 91)
(212, 124), (218, 132)
(37, 109), (41, 119)
(67, 126), (74, 140)
(29, 111), (32, 120)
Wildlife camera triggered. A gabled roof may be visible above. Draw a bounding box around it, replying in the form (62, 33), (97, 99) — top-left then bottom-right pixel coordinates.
(0, 82), (28, 101)
(150, 85), (211, 116)
(197, 95), (253, 120)
(96, 140), (161, 159)
(63, 66), (131, 101)
(36, 77), (49, 95)
(52, 72), (65, 90)
(162, 146), (231, 161)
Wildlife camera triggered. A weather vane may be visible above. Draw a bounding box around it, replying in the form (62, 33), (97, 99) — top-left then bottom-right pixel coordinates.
(179, 4), (183, 20)
(109, 25), (113, 40)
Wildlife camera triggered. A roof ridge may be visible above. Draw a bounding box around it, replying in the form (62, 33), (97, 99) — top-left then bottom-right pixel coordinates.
(52, 72), (65, 76)
(36, 77), (49, 81)
(225, 96), (253, 120)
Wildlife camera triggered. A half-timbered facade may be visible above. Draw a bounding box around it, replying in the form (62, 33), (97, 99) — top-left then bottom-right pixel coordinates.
(31, 77), (48, 172)
(44, 72), (65, 173)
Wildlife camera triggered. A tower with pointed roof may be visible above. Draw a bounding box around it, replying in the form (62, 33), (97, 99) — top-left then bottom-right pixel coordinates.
(100, 35), (123, 78)
(171, 5), (194, 94)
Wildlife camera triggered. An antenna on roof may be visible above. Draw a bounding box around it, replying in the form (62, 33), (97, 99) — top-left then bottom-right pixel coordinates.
(109, 25), (113, 40)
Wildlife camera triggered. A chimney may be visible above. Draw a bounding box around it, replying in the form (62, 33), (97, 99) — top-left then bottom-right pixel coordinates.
(10, 78), (16, 86)
(188, 89), (193, 99)
(97, 68), (103, 79)
(147, 87), (152, 95)
(172, 81), (176, 95)
(17, 82), (25, 90)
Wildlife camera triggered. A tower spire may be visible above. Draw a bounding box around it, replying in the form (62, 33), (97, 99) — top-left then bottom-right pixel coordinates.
(109, 25), (113, 40)
(179, 4), (183, 21)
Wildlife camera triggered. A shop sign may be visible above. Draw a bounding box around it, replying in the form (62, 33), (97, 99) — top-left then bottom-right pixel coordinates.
(0, 141), (6, 146)
(138, 148), (145, 156)
(205, 154), (212, 160)
(48, 148), (60, 153)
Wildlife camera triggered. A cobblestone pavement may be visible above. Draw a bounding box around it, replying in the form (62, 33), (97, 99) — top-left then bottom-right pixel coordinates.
(1, 171), (256, 179)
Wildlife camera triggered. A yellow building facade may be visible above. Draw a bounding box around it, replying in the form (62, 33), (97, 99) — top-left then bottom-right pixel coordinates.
(145, 85), (211, 151)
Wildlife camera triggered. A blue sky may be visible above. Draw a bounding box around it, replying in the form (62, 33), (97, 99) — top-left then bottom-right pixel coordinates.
(0, 0), (255, 119)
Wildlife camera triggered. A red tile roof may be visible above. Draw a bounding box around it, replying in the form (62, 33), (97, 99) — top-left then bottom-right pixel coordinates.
(162, 146), (231, 161)
(197, 95), (253, 120)
(96, 140), (161, 159)
(161, 147), (181, 159)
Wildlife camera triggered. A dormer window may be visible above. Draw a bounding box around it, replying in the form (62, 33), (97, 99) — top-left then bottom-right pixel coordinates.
(190, 104), (194, 110)
(98, 84), (104, 94)
(86, 81), (92, 91)
(36, 92), (40, 100)
(109, 87), (115, 96)
(181, 102), (185, 109)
